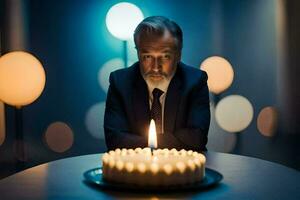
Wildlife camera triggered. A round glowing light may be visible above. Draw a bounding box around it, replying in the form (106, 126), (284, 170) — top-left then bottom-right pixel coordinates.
(207, 103), (237, 152)
(215, 95), (253, 132)
(98, 58), (124, 93)
(98, 58), (135, 93)
(106, 2), (144, 40)
(85, 102), (106, 139)
(0, 51), (46, 107)
(200, 56), (234, 94)
(257, 106), (278, 137)
(44, 122), (74, 153)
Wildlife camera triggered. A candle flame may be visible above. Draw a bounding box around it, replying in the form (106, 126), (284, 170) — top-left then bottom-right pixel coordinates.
(148, 119), (157, 148)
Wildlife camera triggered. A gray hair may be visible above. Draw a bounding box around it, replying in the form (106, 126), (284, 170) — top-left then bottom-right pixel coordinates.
(134, 16), (183, 50)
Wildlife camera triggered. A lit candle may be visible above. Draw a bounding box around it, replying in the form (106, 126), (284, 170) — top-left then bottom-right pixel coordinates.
(148, 119), (157, 151)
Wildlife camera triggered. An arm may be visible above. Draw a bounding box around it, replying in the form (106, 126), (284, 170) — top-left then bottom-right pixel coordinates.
(158, 72), (210, 151)
(104, 73), (147, 150)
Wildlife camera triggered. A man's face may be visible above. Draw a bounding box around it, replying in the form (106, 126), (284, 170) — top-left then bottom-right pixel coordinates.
(137, 31), (181, 83)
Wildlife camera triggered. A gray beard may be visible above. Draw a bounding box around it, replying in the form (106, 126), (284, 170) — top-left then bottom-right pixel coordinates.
(144, 75), (171, 92)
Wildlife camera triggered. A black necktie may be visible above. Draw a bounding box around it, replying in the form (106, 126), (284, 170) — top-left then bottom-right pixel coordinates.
(150, 88), (164, 134)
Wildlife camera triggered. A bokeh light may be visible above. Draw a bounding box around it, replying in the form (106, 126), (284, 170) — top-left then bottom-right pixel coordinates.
(207, 103), (237, 152)
(44, 122), (74, 153)
(98, 58), (125, 93)
(0, 101), (5, 146)
(106, 2), (144, 40)
(98, 58), (135, 93)
(215, 95), (254, 132)
(257, 106), (278, 137)
(85, 102), (106, 139)
(200, 56), (234, 94)
(0, 51), (46, 107)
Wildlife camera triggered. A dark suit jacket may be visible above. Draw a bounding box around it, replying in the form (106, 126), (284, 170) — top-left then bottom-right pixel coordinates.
(104, 62), (210, 151)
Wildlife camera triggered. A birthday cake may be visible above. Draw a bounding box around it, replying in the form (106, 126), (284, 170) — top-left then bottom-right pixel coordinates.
(101, 147), (206, 186)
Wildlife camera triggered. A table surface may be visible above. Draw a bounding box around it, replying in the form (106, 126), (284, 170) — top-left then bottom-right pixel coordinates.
(0, 151), (299, 200)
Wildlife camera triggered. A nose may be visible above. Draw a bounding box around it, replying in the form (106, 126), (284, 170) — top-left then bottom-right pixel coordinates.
(152, 57), (162, 72)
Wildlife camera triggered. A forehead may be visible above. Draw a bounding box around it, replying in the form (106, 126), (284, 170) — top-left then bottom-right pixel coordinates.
(137, 31), (178, 52)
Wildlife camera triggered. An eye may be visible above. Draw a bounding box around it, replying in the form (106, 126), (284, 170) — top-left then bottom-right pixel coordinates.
(143, 55), (152, 60)
(163, 54), (171, 59)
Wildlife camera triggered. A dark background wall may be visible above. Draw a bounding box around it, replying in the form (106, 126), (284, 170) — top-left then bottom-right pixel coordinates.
(0, 0), (299, 178)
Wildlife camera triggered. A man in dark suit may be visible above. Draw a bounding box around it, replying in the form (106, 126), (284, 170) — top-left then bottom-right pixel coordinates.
(104, 16), (210, 151)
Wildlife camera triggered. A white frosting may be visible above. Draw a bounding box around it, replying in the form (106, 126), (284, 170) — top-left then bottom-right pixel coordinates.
(102, 147), (206, 186)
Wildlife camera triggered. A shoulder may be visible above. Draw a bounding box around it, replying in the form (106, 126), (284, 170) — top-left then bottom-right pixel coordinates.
(109, 62), (139, 86)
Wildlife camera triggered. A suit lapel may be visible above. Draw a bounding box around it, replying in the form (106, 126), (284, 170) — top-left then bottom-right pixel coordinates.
(164, 64), (182, 133)
(132, 65), (150, 136)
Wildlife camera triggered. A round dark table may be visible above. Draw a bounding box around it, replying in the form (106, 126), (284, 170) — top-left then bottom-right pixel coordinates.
(0, 152), (299, 200)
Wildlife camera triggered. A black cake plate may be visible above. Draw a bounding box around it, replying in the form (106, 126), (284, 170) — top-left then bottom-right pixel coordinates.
(83, 167), (223, 192)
